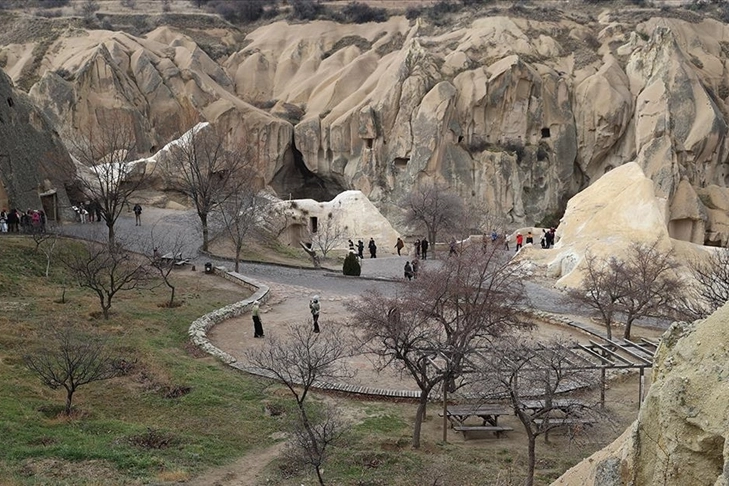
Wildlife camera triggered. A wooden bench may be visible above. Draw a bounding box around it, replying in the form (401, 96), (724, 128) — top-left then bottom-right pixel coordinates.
(533, 418), (594, 434)
(453, 425), (514, 439)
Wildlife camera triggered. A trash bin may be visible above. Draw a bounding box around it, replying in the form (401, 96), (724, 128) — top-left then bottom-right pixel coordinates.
(204, 262), (213, 274)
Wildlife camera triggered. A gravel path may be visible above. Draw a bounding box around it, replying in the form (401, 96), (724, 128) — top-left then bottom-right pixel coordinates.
(57, 207), (669, 334)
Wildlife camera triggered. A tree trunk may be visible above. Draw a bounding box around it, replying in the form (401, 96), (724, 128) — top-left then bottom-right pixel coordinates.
(168, 282), (175, 307)
(65, 388), (74, 416)
(412, 390), (429, 449)
(235, 244), (241, 273)
(107, 221), (115, 246)
(605, 321), (612, 340)
(526, 432), (536, 486)
(624, 319), (634, 340)
(315, 465), (325, 486)
(201, 212), (209, 252)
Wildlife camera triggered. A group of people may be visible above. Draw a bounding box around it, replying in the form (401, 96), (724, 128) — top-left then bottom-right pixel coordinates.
(347, 238), (380, 259)
(72, 201), (103, 224)
(0, 208), (47, 234)
(250, 294), (322, 338)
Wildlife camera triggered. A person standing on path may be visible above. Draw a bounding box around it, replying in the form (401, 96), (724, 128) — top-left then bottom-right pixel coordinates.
(516, 233), (523, 252)
(348, 239), (355, 252)
(357, 240), (364, 259)
(395, 237), (404, 256)
(252, 300), (264, 338)
(421, 238), (429, 260)
(415, 239), (421, 258)
(404, 261), (413, 281)
(310, 295), (321, 333)
(368, 238), (377, 258)
(133, 203), (143, 226)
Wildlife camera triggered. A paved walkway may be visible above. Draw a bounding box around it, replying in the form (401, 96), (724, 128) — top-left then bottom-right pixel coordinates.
(55, 207), (668, 396)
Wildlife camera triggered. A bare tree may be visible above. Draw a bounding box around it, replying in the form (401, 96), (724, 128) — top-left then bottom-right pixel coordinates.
(283, 405), (348, 486)
(145, 227), (190, 307)
(66, 113), (149, 245)
(62, 240), (149, 319)
(23, 322), (119, 415)
(245, 323), (353, 486)
(473, 337), (601, 486)
(568, 252), (625, 340)
(162, 122), (251, 252)
(218, 188), (268, 273)
(34, 229), (61, 278)
(401, 181), (465, 250)
(309, 211), (347, 259)
(348, 244), (529, 448)
(570, 241), (682, 340)
(679, 248), (729, 319)
(615, 240), (682, 339)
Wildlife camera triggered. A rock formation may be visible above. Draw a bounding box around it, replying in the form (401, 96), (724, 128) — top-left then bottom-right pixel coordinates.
(0, 68), (73, 219)
(553, 303), (729, 486)
(2, 5), (729, 242)
(275, 190), (401, 254)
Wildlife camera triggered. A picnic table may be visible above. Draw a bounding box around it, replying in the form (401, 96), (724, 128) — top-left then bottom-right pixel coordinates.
(158, 252), (190, 266)
(520, 398), (586, 414)
(439, 404), (514, 439)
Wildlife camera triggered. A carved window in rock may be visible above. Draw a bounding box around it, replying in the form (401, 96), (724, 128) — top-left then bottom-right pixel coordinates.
(310, 216), (318, 234)
(541, 127), (550, 138)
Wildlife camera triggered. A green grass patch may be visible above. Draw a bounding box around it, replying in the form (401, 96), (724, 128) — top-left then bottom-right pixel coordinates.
(0, 237), (277, 484)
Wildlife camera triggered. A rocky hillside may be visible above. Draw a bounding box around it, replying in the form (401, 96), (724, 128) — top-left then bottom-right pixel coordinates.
(553, 301), (729, 486)
(0, 68), (73, 217)
(2, 3), (729, 241)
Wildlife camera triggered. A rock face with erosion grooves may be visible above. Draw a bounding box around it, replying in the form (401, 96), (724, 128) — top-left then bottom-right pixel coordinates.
(3, 8), (729, 239)
(552, 302), (729, 486)
(0, 68), (73, 218)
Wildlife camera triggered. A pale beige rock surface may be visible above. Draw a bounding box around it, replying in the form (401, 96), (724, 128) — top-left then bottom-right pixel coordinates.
(553, 303), (729, 486)
(3, 5), (729, 242)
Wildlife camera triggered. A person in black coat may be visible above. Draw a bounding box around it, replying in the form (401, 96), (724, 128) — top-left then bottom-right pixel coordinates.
(357, 240), (364, 259)
(368, 238), (377, 258)
(421, 238), (429, 260)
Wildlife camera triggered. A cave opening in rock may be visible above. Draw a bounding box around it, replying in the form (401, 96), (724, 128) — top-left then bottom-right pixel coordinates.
(541, 127), (550, 138)
(270, 139), (347, 202)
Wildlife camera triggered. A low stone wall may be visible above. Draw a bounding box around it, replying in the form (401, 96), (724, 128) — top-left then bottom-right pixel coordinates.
(187, 269), (270, 365)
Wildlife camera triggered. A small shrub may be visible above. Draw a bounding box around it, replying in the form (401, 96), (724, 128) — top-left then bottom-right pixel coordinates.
(291, 0), (322, 20)
(128, 428), (176, 449)
(405, 5), (422, 19)
(37, 0), (69, 7)
(342, 252), (361, 276)
(341, 2), (388, 23)
(120, 0), (136, 8)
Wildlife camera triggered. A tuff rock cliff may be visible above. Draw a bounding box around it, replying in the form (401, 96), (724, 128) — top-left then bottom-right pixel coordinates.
(2, 5), (729, 240)
(0, 68), (73, 218)
(553, 303), (729, 486)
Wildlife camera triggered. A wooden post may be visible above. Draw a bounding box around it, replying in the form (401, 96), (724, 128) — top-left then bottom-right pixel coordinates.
(442, 384), (448, 443)
(600, 368), (606, 409)
(639, 367), (645, 407)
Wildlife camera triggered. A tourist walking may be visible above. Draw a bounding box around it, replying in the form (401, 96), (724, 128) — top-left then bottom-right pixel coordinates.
(415, 239), (421, 258)
(421, 238), (429, 260)
(133, 203), (143, 226)
(310, 295), (321, 333)
(449, 237), (458, 256)
(252, 300), (264, 338)
(395, 237), (404, 256)
(516, 233), (523, 252)
(357, 240), (364, 259)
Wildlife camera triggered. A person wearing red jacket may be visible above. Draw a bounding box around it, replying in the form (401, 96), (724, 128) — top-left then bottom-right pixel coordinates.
(516, 233), (523, 252)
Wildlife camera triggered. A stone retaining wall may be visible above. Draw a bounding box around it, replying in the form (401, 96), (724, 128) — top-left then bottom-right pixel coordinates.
(187, 269), (270, 365)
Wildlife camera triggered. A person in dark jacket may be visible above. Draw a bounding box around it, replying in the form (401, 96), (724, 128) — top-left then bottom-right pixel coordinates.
(357, 240), (364, 259)
(404, 261), (413, 281)
(368, 238), (377, 258)
(421, 238), (429, 260)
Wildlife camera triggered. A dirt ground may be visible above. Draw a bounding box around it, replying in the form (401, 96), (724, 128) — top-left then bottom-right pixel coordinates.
(200, 274), (659, 486)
